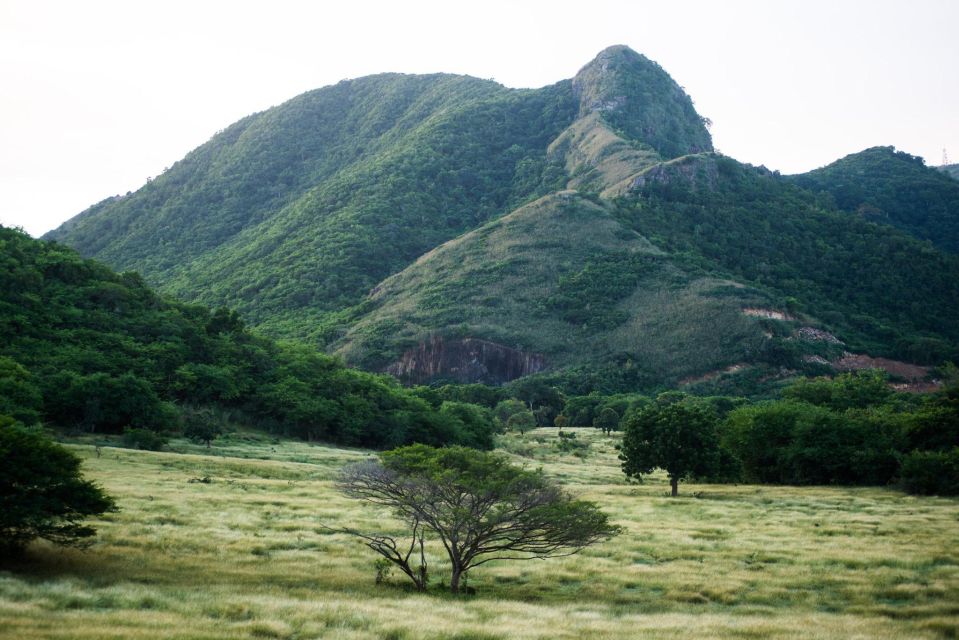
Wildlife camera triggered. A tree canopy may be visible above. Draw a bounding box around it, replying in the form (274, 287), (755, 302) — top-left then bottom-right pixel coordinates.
(0, 424), (117, 554)
(336, 444), (620, 593)
(619, 394), (720, 496)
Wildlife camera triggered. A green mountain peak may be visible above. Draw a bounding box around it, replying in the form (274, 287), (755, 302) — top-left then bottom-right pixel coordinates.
(571, 45), (712, 158)
(41, 48), (959, 392)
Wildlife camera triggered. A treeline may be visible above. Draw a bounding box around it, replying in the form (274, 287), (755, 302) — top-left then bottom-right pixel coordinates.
(720, 371), (958, 494)
(0, 227), (494, 450)
(450, 370), (958, 496)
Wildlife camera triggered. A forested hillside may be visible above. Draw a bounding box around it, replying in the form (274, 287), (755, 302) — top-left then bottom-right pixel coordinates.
(615, 155), (959, 364)
(790, 147), (959, 253)
(0, 226), (494, 448)
(45, 46), (959, 390)
(47, 75), (580, 335)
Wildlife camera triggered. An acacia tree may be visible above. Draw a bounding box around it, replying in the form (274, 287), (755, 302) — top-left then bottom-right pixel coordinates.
(336, 444), (619, 593)
(619, 395), (719, 496)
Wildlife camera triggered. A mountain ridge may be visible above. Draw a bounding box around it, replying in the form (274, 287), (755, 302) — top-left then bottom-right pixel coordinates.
(44, 47), (959, 391)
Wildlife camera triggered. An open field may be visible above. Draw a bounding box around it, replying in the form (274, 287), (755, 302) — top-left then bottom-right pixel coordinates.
(2, 428), (958, 639)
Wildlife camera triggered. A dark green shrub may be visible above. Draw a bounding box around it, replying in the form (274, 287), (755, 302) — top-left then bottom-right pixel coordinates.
(900, 449), (959, 496)
(0, 424), (117, 554)
(121, 428), (168, 451)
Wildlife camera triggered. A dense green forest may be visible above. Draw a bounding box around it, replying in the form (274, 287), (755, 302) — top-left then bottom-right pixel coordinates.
(0, 226), (494, 449)
(47, 75), (579, 337)
(790, 147), (959, 253)
(614, 155), (959, 364)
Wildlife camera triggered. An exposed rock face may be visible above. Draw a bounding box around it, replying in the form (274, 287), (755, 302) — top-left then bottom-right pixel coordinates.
(386, 336), (546, 385)
(834, 352), (930, 381)
(741, 307), (795, 321)
(796, 327), (843, 344)
(625, 154), (721, 196)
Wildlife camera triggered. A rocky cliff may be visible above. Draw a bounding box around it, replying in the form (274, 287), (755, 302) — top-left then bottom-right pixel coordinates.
(385, 336), (546, 385)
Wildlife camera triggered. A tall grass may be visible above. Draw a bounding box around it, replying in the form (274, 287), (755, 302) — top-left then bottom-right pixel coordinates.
(2, 429), (957, 639)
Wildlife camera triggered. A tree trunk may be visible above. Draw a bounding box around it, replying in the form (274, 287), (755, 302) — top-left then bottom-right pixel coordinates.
(450, 565), (463, 594)
(670, 476), (679, 497)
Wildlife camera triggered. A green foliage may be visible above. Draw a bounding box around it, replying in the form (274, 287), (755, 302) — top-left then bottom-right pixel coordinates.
(722, 399), (907, 486)
(781, 371), (893, 412)
(0, 226), (494, 451)
(616, 156), (959, 363)
(619, 394), (721, 495)
(593, 407), (620, 434)
(506, 411), (536, 433)
(182, 406), (225, 447)
(545, 252), (669, 329)
(121, 427), (168, 451)
(504, 377), (564, 416)
(0, 425), (117, 554)
(906, 386), (959, 452)
(341, 444), (620, 592)
(0, 356), (42, 425)
(412, 383), (506, 409)
(899, 449), (959, 495)
(492, 398), (528, 427)
(790, 147), (959, 253)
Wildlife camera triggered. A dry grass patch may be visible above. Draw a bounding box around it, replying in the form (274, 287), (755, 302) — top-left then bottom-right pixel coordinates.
(2, 430), (957, 639)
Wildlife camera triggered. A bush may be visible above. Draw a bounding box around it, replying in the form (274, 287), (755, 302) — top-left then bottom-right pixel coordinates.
(121, 428), (168, 451)
(0, 424), (117, 554)
(900, 449), (959, 496)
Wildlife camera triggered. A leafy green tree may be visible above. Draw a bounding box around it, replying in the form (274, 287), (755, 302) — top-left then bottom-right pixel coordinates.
(0, 425), (117, 554)
(619, 395), (720, 496)
(782, 371), (892, 412)
(121, 428), (168, 451)
(900, 449), (959, 496)
(723, 399), (906, 486)
(506, 411), (536, 433)
(336, 444), (620, 593)
(437, 401), (496, 450)
(906, 381), (959, 452)
(0, 357), (42, 425)
(562, 395), (603, 426)
(507, 378), (564, 416)
(593, 407), (620, 434)
(182, 407), (224, 448)
(492, 399), (528, 427)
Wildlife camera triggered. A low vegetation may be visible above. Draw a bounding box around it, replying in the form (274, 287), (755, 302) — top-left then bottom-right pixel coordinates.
(1, 430), (957, 639)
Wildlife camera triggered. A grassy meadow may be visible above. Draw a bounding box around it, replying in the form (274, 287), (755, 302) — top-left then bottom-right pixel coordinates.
(2, 428), (957, 639)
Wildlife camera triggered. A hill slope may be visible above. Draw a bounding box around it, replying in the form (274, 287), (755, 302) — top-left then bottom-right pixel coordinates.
(46, 47), (959, 389)
(46, 47), (710, 340)
(789, 147), (959, 253)
(939, 163), (959, 181)
(0, 226), (494, 448)
(334, 190), (770, 388)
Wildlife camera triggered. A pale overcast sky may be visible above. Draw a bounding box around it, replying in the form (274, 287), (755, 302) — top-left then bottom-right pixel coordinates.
(1, 0), (957, 236)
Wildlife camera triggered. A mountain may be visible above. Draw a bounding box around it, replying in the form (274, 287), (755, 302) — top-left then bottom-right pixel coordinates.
(46, 46), (959, 392)
(940, 164), (959, 181)
(789, 147), (959, 253)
